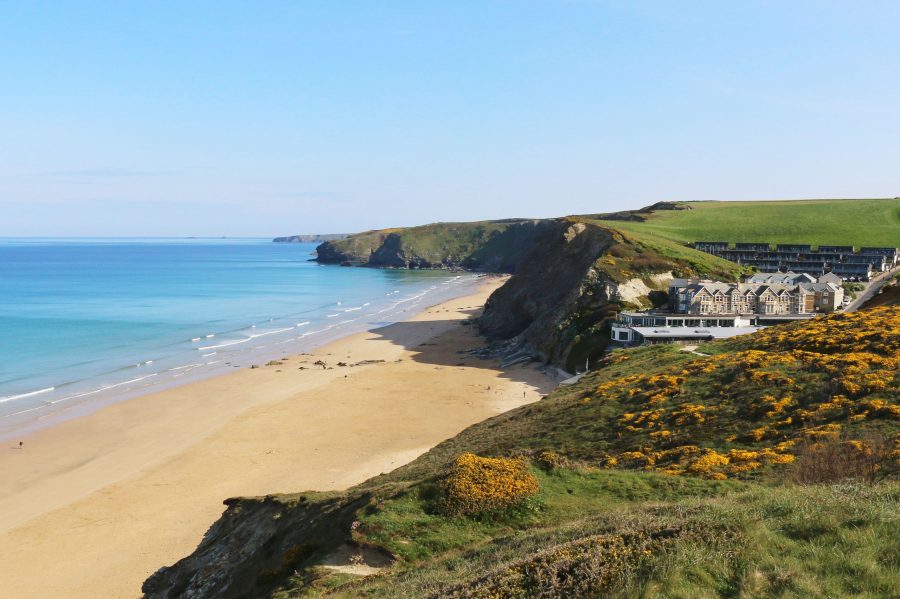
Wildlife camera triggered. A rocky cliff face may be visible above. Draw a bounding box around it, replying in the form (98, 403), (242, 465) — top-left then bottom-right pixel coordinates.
(479, 221), (614, 369)
(478, 221), (680, 371)
(142, 493), (371, 599)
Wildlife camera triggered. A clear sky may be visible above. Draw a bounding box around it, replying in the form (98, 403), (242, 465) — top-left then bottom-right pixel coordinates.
(2, 1), (899, 237)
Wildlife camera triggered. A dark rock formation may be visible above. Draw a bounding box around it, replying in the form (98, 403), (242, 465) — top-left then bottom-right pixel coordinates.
(367, 232), (412, 268)
(478, 221), (620, 367)
(143, 493), (370, 599)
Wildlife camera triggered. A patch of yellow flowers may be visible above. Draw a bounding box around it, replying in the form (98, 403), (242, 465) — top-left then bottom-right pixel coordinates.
(441, 453), (540, 516)
(589, 306), (899, 479)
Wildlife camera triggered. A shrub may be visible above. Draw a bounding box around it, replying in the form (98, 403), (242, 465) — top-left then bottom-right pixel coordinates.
(535, 450), (569, 472)
(630, 255), (673, 273)
(436, 527), (685, 598)
(440, 453), (540, 516)
(791, 433), (893, 484)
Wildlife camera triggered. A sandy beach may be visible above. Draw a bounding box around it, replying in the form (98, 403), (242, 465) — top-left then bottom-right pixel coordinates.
(0, 277), (557, 599)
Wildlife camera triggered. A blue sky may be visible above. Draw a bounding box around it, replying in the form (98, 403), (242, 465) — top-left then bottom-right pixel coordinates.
(2, 1), (899, 236)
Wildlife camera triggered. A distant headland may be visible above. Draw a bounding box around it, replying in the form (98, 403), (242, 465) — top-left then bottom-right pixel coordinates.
(272, 233), (349, 243)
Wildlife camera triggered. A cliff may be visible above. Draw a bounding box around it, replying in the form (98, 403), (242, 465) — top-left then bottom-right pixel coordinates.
(478, 220), (743, 371)
(314, 219), (551, 271)
(143, 306), (900, 598)
(143, 200), (900, 598)
(315, 214), (741, 372)
(143, 492), (373, 599)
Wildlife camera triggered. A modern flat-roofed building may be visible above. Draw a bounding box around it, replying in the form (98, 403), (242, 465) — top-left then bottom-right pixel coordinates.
(694, 241), (730, 253)
(860, 247), (900, 264)
(830, 263), (873, 280)
(734, 242), (771, 252)
(776, 244), (812, 253)
(611, 313), (763, 345)
(783, 261), (827, 274)
(610, 309), (818, 346)
(691, 241), (898, 281)
(844, 253), (880, 264)
(818, 245), (854, 254)
(798, 252), (842, 263)
(854, 252), (892, 272)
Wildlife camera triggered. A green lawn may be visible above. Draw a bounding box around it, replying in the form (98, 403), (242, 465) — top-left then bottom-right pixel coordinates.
(593, 198), (900, 248)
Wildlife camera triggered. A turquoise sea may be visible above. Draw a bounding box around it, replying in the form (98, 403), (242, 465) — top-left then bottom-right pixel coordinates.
(0, 238), (478, 439)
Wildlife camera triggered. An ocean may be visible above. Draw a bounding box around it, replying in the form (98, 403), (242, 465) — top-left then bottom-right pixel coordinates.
(0, 238), (480, 439)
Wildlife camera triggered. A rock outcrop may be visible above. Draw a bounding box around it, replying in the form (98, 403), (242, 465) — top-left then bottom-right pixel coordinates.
(479, 221), (618, 369)
(478, 221), (685, 371)
(142, 493), (371, 599)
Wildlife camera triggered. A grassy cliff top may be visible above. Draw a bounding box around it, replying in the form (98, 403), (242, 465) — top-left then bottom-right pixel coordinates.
(318, 198), (900, 273)
(150, 202), (900, 598)
(147, 307), (899, 598)
(592, 198), (900, 247)
(378, 306), (899, 486)
(282, 307), (898, 598)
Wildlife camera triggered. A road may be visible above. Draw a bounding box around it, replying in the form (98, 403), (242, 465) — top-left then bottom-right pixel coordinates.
(845, 266), (899, 312)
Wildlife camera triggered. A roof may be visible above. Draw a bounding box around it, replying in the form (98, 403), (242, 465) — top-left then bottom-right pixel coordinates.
(799, 282), (841, 292)
(632, 326), (762, 339)
(746, 272), (817, 285)
(672, 279), (843, 298)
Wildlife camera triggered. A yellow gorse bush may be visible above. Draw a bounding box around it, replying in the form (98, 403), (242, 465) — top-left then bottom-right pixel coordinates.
(586, 306), (900, 479)
(441, 453), (540, 516)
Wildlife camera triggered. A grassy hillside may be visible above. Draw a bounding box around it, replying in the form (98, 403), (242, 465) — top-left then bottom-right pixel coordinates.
(315, 199), (899, 271)
(146, 307), (900, 598)
(315, 219), (549, 271)
(320, 308), (899, 598)
(322, 222), (507, 262)
(592, 198), (900, 247)
(298, 307), (900, 597)
(324, 481), (898, 598)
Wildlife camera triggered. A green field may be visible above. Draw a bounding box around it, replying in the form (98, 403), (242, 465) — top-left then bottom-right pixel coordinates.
(593, 198), (900, 248)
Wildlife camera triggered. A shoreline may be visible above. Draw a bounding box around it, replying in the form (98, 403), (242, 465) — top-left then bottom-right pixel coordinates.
(0, 272), (486, 443)
(0, 277), (559, 599)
